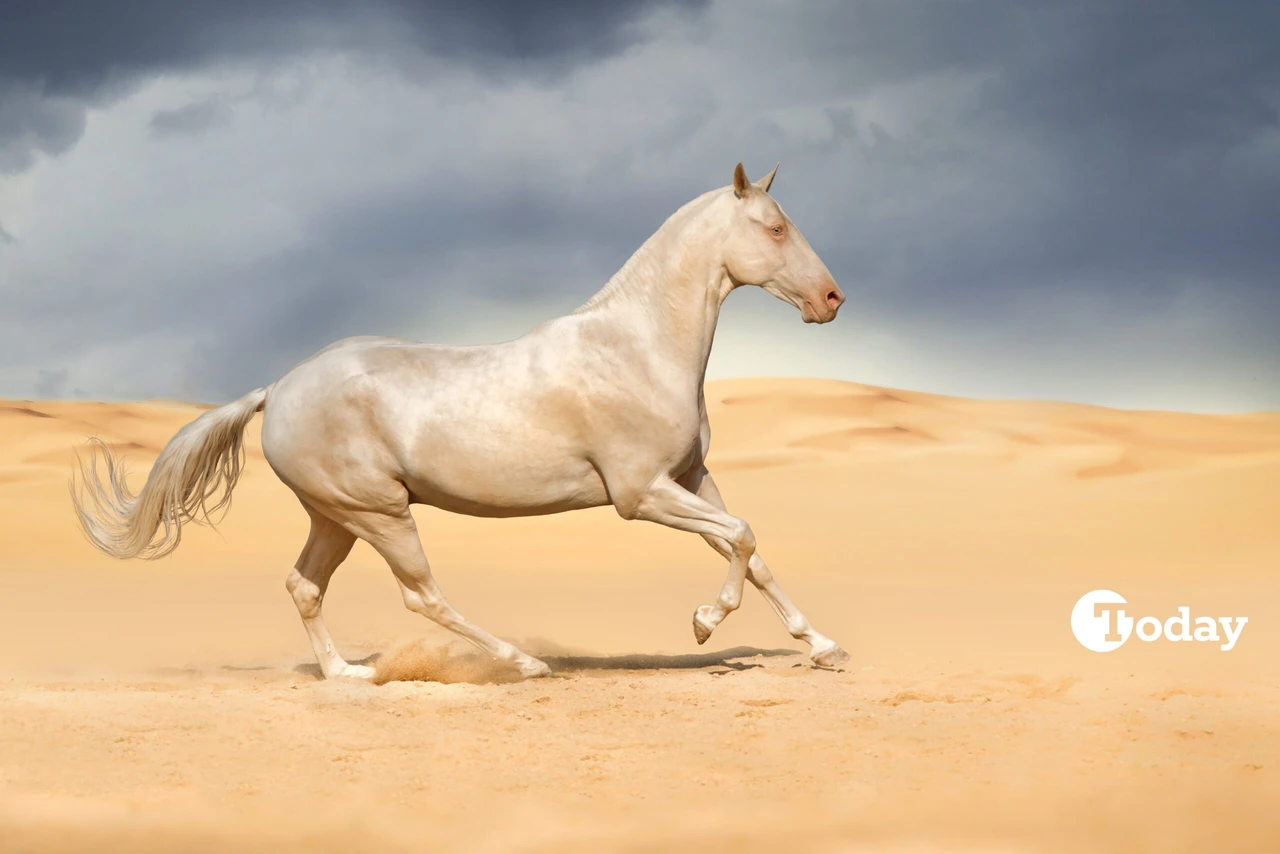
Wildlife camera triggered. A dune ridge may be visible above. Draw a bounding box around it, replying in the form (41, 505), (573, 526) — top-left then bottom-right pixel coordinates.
(6, 378), (1278, 485)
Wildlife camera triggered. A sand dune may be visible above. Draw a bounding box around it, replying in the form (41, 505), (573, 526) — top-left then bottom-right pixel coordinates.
(1, 379), (1278, 852)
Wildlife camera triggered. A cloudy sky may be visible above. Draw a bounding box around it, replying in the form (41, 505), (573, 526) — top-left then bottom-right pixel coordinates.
(1, 1), (1277, 412)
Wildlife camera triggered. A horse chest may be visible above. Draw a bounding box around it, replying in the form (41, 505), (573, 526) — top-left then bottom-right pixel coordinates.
(597, 401), (704, 476)
(654, 410), (708, 474)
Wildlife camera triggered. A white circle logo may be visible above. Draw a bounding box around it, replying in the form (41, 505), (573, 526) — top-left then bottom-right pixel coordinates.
(1071, 589), (1133, 652)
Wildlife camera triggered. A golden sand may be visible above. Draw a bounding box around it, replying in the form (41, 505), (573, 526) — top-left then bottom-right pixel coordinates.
(1, 379), (1277, 851)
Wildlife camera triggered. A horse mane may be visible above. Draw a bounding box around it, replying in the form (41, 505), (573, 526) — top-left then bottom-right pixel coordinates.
(574, 187), (727, 315)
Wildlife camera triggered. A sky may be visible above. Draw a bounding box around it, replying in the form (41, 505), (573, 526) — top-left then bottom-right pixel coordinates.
(1, 0), (1277, 412)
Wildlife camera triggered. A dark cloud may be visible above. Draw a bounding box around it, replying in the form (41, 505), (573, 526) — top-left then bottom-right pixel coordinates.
(769, 2), (1280, 300)
(0, 0), (704, 88)
(0, 0), (706, 170)
(0, 83), (86, 172)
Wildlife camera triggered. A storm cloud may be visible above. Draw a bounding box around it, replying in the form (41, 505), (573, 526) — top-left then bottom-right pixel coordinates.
(1, 0), (1277, 411)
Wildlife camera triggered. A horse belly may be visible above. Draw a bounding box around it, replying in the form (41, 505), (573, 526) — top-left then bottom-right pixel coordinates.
(400, 435), (609, 518)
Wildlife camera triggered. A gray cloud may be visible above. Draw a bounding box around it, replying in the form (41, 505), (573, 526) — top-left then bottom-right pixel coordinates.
(34, 366), (69, 396)
(34, 367), (68, 398)
(150, 97), (234, 136)
(1, 0), (1277, 412)
(0, 0), (705, 171)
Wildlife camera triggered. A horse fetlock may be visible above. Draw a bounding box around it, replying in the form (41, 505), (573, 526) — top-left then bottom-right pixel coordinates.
(717, 590), (743, 612)
(786, 620), (814, 640)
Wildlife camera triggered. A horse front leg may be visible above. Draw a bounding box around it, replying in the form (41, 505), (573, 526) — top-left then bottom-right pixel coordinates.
(621, 476), (756, 644)
(679, 466), (850, 668)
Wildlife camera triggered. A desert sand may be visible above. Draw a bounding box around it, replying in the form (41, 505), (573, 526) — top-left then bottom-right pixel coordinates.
(1, 377), (1277, 852)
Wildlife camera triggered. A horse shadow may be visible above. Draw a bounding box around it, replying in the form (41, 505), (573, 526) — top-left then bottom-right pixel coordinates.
(539, 645), (801, 673)
(288, 646), (800, 680)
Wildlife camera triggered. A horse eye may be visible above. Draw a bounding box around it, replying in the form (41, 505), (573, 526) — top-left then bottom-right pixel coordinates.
(771, 226), (783, 235)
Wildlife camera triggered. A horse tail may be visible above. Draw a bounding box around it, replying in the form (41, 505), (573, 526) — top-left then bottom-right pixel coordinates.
(70, 387), (269, 560)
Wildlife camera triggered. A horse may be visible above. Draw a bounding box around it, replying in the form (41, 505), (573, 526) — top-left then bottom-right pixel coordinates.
(71, 162), (850, 679)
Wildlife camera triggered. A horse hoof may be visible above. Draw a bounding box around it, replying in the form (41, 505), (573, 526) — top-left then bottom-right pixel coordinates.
(692, 605), (718, 645)
(810, 645), (850, 669)
(519, 659), (554, 679)
(335, 663), (376, 680)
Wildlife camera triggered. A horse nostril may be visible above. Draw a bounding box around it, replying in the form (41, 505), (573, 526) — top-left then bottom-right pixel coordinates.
(826, 290), (843, 309)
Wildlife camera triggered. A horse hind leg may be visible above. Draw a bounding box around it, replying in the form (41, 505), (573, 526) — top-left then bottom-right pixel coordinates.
(286, 505), (373, 679)
(349, 509), (552, 679)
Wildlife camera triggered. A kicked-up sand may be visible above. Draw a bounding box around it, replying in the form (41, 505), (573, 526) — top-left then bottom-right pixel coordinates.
(0, 378), (1277, 852)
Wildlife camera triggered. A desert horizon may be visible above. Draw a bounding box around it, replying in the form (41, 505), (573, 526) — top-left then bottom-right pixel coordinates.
(2, 376), (1277, 851)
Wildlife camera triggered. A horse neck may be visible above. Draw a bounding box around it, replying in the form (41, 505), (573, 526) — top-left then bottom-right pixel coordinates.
(577, 192), (730, 383)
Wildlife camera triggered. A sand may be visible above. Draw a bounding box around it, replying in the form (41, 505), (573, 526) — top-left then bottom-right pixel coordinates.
(1, 378), (1277, 852)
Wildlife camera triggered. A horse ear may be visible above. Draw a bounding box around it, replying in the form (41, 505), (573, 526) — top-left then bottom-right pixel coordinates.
(756, 162), (779, 193)
(733, 162), (751, 198)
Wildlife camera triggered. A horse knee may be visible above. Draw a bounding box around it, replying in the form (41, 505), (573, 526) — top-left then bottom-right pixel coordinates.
(730, 519), (756, 558)
(286, 570), (323, 619)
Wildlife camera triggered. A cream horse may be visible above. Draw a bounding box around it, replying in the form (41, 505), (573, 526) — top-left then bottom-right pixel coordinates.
(72, 163), (850, 679)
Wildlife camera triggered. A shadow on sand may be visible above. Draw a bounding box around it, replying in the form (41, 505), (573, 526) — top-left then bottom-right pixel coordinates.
(289, 647), (801, 683)
(538, 645), (801, 673)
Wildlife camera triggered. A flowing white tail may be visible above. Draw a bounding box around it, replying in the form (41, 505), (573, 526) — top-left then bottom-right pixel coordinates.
(71, 387), (267, 560)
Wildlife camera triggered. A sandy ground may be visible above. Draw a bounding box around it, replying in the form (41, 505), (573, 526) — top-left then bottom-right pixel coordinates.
(1, 377), (1278, 852)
